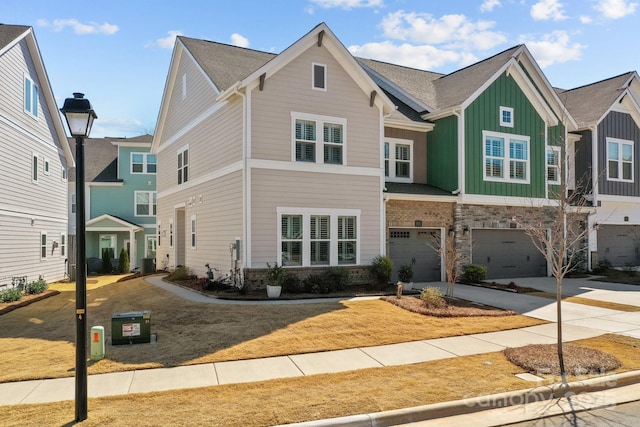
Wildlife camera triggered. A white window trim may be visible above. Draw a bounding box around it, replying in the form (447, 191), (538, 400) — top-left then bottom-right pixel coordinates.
(131, 152), (157, 174)
(312, 62), (327, 91)
(276, 207), (360, 267)
(291, 112), (347, 165)
(482, 130), (531, 184)
(178, 145), (189, 184)
(190, 214), (197, 249)
(43, 158), (50, 175)
(24, 74), (38, 118)
(71, 193), (76, 214)
(385, 137), (413, 183)
(547, 146), (561, 185)
(606, 137), (634, 183)
(157, 220), (162, 247)
(61, 166), (68, 182)
(134, 191), (157, 217)
(499, 106), (514, 128)
(99, 234), (117, 258)
(182, 73), (187, 100)
(40, 232), (47, 260)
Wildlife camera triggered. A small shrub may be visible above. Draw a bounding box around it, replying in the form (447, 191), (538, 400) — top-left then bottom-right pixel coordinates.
(420, 286), (446, 308)
(0, 288), (22, 303)
(167, 266), (189, 281)
(370, 255), (393, 288)
(118, 248), (130, 274)
(26, 279), (48, 295)
(326, 267), (351, 291)
(592, 258), (613, 274)
(398, 264), (413, 282)
(303, 273), (328, 294)
(102, 247), (115, 274)
(196, 277), (209, 289)
(461, 264), (487, 283)
(282, 273), (303, 293)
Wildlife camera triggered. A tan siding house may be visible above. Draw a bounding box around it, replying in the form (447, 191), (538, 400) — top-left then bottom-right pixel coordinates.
(152, 24), (394, 284)
(0, 25), (74, 284)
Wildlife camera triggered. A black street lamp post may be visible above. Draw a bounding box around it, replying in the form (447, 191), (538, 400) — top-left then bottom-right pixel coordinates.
(60, 92), (97, 422)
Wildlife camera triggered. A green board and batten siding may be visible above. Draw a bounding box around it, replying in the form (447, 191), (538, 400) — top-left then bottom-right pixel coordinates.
(464, 72), (547, 198)
(427, 115), (458, 192)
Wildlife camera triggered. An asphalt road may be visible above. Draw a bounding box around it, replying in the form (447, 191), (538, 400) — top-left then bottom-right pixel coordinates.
(502, 399), (640, 426)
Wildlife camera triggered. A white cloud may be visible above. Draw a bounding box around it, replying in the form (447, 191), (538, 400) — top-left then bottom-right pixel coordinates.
(480, 0), (502, 12)
(150, 30), (183, 49)
(521, 31), (585, 68)
(309, 0), (383, 9)
(37, 18), (119, 35)
(579, 15), (593, 23)
(90, 117), (145, 138)
(348, 41), (477, 70)
(230, 33), (250, 48)
(380, 10), (506, 50)
(593, 0), (638, 19)
(530, 0), (568, 21)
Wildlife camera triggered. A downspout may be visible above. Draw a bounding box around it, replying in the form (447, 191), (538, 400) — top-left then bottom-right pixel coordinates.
(232, 85), (249, 269)
(452, 109), (463, 195)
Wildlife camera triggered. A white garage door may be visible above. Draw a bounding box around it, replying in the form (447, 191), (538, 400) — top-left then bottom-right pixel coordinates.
(472, 229), (547, 279)
(389, 229), (441, 282)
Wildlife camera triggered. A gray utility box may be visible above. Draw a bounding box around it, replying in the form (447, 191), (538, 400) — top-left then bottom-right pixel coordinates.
(111, 311), (151, 345)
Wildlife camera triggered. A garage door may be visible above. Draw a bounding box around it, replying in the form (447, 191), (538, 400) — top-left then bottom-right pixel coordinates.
(389, 229), (441, 282)
(472, 229), (547, 279)
(598, 225), (640, 267)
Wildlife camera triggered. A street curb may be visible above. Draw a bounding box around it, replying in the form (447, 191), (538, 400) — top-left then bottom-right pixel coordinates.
(275, 370), (640, 427)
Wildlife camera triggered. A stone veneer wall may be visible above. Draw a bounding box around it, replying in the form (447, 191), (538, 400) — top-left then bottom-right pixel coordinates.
(386, 200), (454, 229)
(244, 265), (372, 290)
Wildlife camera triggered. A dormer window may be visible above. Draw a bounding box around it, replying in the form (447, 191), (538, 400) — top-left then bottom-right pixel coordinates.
(312, 63), (326, 91)
(500, 106), (514, 127)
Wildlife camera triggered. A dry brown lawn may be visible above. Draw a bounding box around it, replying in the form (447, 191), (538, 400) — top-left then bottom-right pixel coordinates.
(2, 334), (639, 427)
(0, 276), (544, 382)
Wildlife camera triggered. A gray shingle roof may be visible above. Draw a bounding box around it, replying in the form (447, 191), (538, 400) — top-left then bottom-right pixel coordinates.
(179, 36), (275, 92)
(558, 72), (634, 128)
(0, 24), (30, 51)
(68, 134), (152, 182)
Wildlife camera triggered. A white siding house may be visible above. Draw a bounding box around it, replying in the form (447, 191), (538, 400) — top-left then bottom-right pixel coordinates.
(152, 23), (394, 283)
(0, 25), (74, 284)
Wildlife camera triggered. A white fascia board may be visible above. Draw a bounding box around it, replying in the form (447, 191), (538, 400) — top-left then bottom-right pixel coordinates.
(385, 193), (459, 202)
(460, 193), (555, 207)
(504, 61), (559, 127)
(384, 118), (434, 132)
(152, 43), (183, 153)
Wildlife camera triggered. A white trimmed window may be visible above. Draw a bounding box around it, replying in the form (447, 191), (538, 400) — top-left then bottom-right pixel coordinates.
(32, 154), (38, 183)
(60, 233), (66, 257)
(312, 63), (327, 91)
(24, 75), (38, 118)
(61, 167), (67, 182)
(292, 112), (346, 165)
(607, 138), (634, 182)
(177, 146), (189, 184)
(135, 191), (157, 216)
(385, 138), (413, 182)
(278, 208), (360, 267)
(40, 232), (47, 260)
(157, 220), (162, 247)
(43, 159), (50, 175)
(499, 106), (514, 127)
(169, 219), (174, 248)
(547, 147), (561, 185)
(131, 153), (157, 174)
(190, 215), (197, 249)
(71, 193), (76, 214)
(483, 131), (530, 183)
(145, 235), (157, 258)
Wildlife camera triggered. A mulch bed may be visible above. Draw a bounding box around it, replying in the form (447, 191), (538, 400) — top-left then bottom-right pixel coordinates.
(504, 344), (621, 376)
(0, 290), (60, 316)
(468, 281), (541, 293)
(381, 295), (518, 317)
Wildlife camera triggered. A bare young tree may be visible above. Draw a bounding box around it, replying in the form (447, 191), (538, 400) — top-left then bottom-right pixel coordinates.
(430, 230), (461, 301)
(520, 145), (592, 382)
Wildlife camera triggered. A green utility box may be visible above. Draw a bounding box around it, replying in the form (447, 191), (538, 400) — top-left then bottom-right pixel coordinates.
(111, 311), (151, 345)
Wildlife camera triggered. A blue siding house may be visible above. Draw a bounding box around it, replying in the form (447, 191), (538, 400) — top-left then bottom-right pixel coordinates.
(69, 134), (157, 272)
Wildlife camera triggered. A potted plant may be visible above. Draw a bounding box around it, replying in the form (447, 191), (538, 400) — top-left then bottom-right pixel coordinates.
(265, 262), (285, 298)
(398, 264), (414, 291)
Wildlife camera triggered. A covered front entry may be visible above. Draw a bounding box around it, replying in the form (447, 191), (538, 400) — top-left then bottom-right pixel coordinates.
(86, 214), (142, 270)
(597, 225), (640, 267)
(472, 229), (546, 279)
(389, 228), (441, 282)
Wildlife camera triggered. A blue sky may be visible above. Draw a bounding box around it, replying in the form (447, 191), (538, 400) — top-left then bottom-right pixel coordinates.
(2, 0), (638, 137)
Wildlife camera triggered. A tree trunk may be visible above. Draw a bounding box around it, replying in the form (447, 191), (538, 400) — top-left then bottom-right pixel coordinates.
(557, 277), (567, 382)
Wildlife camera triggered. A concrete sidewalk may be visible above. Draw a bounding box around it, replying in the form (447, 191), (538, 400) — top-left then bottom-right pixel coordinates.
(3, 275), (640, 425)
